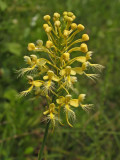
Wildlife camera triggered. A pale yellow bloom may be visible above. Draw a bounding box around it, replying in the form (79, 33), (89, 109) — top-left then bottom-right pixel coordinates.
(44, 103), (58, 128)
(20, 76), (43, 96)
(19, 11), (104, 128)
(62, 53), (70, 61)
(43, 71), (59, 94)
(56, 95), (79, 127)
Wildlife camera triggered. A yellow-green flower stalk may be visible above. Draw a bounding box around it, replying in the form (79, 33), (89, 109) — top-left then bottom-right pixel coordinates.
(18, 12), (104, 160)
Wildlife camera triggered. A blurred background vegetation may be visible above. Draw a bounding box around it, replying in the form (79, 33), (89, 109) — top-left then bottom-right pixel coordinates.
(0, 0), (120, 159)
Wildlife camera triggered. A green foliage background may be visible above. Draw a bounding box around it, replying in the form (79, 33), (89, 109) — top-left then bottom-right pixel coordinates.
(0, 0), (120, 159)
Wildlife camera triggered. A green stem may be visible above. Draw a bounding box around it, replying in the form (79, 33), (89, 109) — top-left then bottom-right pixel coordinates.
(38, 121), (50, 160)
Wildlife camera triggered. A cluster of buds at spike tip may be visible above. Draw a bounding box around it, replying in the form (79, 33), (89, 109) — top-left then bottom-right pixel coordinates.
(19, 11), (104, 128)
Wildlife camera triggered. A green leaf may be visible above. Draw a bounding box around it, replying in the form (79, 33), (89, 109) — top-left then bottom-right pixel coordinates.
(24, 147), (34, 154)
(0, 0), (7, 11)
(4, 89), (18, 101)
(6, 43), (22, 56)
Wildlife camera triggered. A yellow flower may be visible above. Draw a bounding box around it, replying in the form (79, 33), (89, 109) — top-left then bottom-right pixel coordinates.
(43, 70), (59, 93)
(56, 95), (79, 127)
(60, 66), (76, 76)
(78, 94), (94, 112)
(43, 103), (58, 116)
(62, 53), (70, 61)
(20, 76), (43, 96)
(18, 56), (48, 76)
(75, 51), (92, 63)
(43, 70), (59, 82)
(19, 11), (104, 128)
(43, 103), (58, 128)
(60, 63), (88, 77)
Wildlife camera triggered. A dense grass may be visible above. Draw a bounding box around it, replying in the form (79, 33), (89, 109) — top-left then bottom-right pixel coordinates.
(0, 0), (120, 159)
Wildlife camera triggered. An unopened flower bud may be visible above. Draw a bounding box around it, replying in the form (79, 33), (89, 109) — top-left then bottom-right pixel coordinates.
(66, 17), (73, 22)
(67, 12), (74, 17)
(43, 15), (51, 21)
(28, 43), (35, 51)
(36, 40), (43, 46)
(64, 15), (68, 21)
(63, 52), (70, 61)
(46, 41), (53, 48)
(54, 20), (61, 27)
(45, 27), (52, 33)
(72, 15), (76, 20)
(77, 24), (85, 31)
(63, 30), (69, 37)
(63, 11), (67, 16)
(71, 23), (77, 30)
(43, 24), (49, 29)
(82, 34), (89, 41)
(54, 12), (60, 18)
(65, 95), (72, 102)
(80, 43), (88, 53)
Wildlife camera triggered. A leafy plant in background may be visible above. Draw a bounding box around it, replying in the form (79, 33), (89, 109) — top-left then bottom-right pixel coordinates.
(18, 11), (104, 160)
